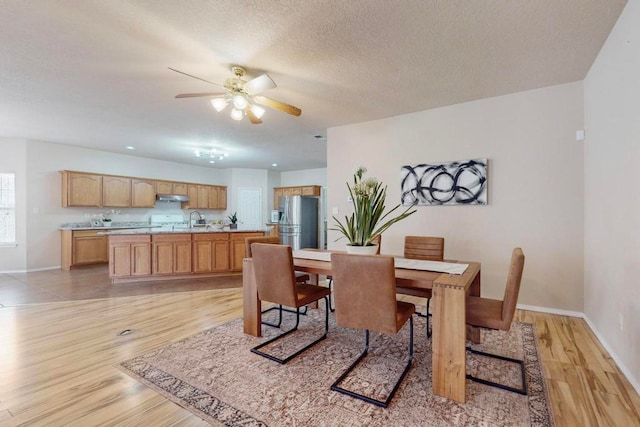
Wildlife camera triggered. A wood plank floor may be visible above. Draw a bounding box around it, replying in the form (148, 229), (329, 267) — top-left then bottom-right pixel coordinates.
(0, 267), (638, 426)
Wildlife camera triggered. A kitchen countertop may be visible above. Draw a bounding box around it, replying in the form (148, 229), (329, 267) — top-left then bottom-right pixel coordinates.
(59, 222), (159, 231)
(99, 226), (271, 235)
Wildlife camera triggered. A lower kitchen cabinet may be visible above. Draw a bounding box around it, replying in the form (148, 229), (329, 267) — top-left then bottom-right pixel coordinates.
(106, 230), (266, 281)
(152, 234), (192, 275)
(61, 229), (108, 270)
(192, 233), (230, 272)
(230, 232), (263, 271)
(108, 235), (151, 277)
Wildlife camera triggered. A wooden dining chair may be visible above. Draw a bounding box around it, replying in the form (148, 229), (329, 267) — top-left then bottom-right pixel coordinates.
(465, 247), (527, 395)
(246, 236), (311, 328)
(330, 253), (415, 408)
(327, 234), (381, 312)
(397, 236), (445, 338)
(250, 243), (331, 364)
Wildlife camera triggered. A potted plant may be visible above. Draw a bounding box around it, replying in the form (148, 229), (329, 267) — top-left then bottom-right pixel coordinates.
(101, 209), (120, 227)
(331, 166), (416, 254)
(228, 212), (238, 229)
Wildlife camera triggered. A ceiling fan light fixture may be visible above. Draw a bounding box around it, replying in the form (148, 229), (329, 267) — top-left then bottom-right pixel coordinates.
(230, 108), (243, 121)
(250, 104), (265, 119)
(211, 98), (228, 112)
(232, 94), (248, 110)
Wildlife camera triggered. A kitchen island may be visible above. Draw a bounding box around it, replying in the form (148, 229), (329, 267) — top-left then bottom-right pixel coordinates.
(60, 222), (159, 270)
(102, 227), (269, 283)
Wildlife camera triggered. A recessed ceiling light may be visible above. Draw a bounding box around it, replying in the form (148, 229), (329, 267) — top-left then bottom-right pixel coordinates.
(125, 146), (135, 150)
(209, 160), (215, 164)
(272, 163), (278, 167)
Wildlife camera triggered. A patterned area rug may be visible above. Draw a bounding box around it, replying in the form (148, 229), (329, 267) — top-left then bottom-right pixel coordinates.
(119, 309), (554, 426)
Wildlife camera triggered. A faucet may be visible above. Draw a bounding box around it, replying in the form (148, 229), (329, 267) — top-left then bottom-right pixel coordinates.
(190, 211), (203, 227)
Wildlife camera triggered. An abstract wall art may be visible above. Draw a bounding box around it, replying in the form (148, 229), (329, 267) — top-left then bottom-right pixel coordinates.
(401, 159), (488, 206)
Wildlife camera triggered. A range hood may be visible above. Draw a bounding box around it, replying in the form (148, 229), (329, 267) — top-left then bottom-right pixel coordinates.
(156, 194), (189, 202)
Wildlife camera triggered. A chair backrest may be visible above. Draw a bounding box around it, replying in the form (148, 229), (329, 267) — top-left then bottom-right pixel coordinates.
(331, 253), (398, 335)
(245, 236), (280, 258)
(404, 236), (444, 261)
(251, 243), (298, 307)
(500, 247), (525, 328)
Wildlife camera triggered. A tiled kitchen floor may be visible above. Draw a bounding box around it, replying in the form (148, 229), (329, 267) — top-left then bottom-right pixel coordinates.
(0, 265), (242, 306)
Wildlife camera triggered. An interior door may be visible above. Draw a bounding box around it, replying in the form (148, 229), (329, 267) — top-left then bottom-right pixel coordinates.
(237, 187), (262, 229)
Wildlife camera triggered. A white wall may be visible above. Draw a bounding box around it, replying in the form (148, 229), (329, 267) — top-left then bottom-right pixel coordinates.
(328, 82), (584, 311)
(0, 140), (27, 272)
(584, 1), (639, 392)
(280, 168), (327, 187)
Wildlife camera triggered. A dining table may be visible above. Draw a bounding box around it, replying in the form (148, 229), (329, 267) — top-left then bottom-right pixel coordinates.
(242, 249), (482, 403)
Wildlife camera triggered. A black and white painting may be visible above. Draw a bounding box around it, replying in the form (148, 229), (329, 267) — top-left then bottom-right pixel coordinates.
(401, 159), (488, 205)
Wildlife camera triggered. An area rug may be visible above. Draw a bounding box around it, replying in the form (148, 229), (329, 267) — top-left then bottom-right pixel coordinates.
(119, 309), (554, 426)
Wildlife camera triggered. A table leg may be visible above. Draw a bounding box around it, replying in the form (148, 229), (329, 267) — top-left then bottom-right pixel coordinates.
(242, 258), (261, 337)
(432, 283), (467, 403)
(467, 271), (481, 344)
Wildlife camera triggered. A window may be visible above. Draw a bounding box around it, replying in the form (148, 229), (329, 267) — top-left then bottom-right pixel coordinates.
(0, 173), (16, 243)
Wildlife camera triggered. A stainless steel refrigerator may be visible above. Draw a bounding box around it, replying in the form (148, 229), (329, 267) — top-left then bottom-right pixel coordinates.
(278, 195), (319, 250)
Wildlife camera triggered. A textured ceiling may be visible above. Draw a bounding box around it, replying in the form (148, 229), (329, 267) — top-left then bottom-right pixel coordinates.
(0, 1), (627, 171)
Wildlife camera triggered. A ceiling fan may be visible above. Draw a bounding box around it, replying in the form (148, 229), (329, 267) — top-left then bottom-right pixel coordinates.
(170, 65), (302, 124)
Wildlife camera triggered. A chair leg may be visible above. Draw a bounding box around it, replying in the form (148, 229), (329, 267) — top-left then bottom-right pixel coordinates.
(331, 317), (414, 408)
(261, 304), (308, 328)
(327, 278), (335, 312)
(466, 346), (528, 395)
(414, 298), (431, 339)
(251, 297), (330, 365)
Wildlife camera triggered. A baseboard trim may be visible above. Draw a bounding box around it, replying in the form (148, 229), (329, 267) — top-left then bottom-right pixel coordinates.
(0, 266), (60, 274)
(582, 316), (640, 396)
(516, 304), (584, 318)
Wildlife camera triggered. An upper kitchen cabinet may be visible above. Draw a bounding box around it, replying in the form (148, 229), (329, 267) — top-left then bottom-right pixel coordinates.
(156, 181), (188, 196)
(102, 176), (131, 207)
(62, 171), (102, 207)
(61, 170), (226, 209)
(208, 186), (228, 210)
(173, 182), (188, 196)
(131, 179), (156, 208)
(184, 184), (227, 210)
(217, 187), (227, 209)
(273, 185), (321, 207)
(155, 181), (173, 195)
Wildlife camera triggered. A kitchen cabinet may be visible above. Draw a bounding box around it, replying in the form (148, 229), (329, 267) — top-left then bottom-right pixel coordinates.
(173, 182), (188, 196)
(108, 235), (151, 277)
(155, 181), (173, 194)
(197, 185), (210, 209)
(217, 186), (227, 209)
(185, 184), (214, 209)
(61, 230), (108, 269)
(184, 184), (209, 209)
(266, 223), (279, 237)
(229, 232), (263, 271)
(273, 185), (321, 207)
(102, 176), (131, 207)
(62, 172), (102, 207)
(156, 181), (189, 196)
(192, 233), (229, 272)
(131, 179), (156, 208)
(152, 234), (192, 275)
(208, 185), (228, 210)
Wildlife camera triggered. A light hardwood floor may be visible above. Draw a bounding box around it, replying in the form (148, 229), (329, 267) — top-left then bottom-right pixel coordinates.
(0, 268), (638, 426)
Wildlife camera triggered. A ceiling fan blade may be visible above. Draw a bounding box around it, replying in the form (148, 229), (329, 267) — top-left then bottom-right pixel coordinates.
(254, 95), (302, 117)
(175, 92), (226, 98)
(244, 74), (276, 95)
(168, 67), (222, 87)
(246, 108), (263, 124)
